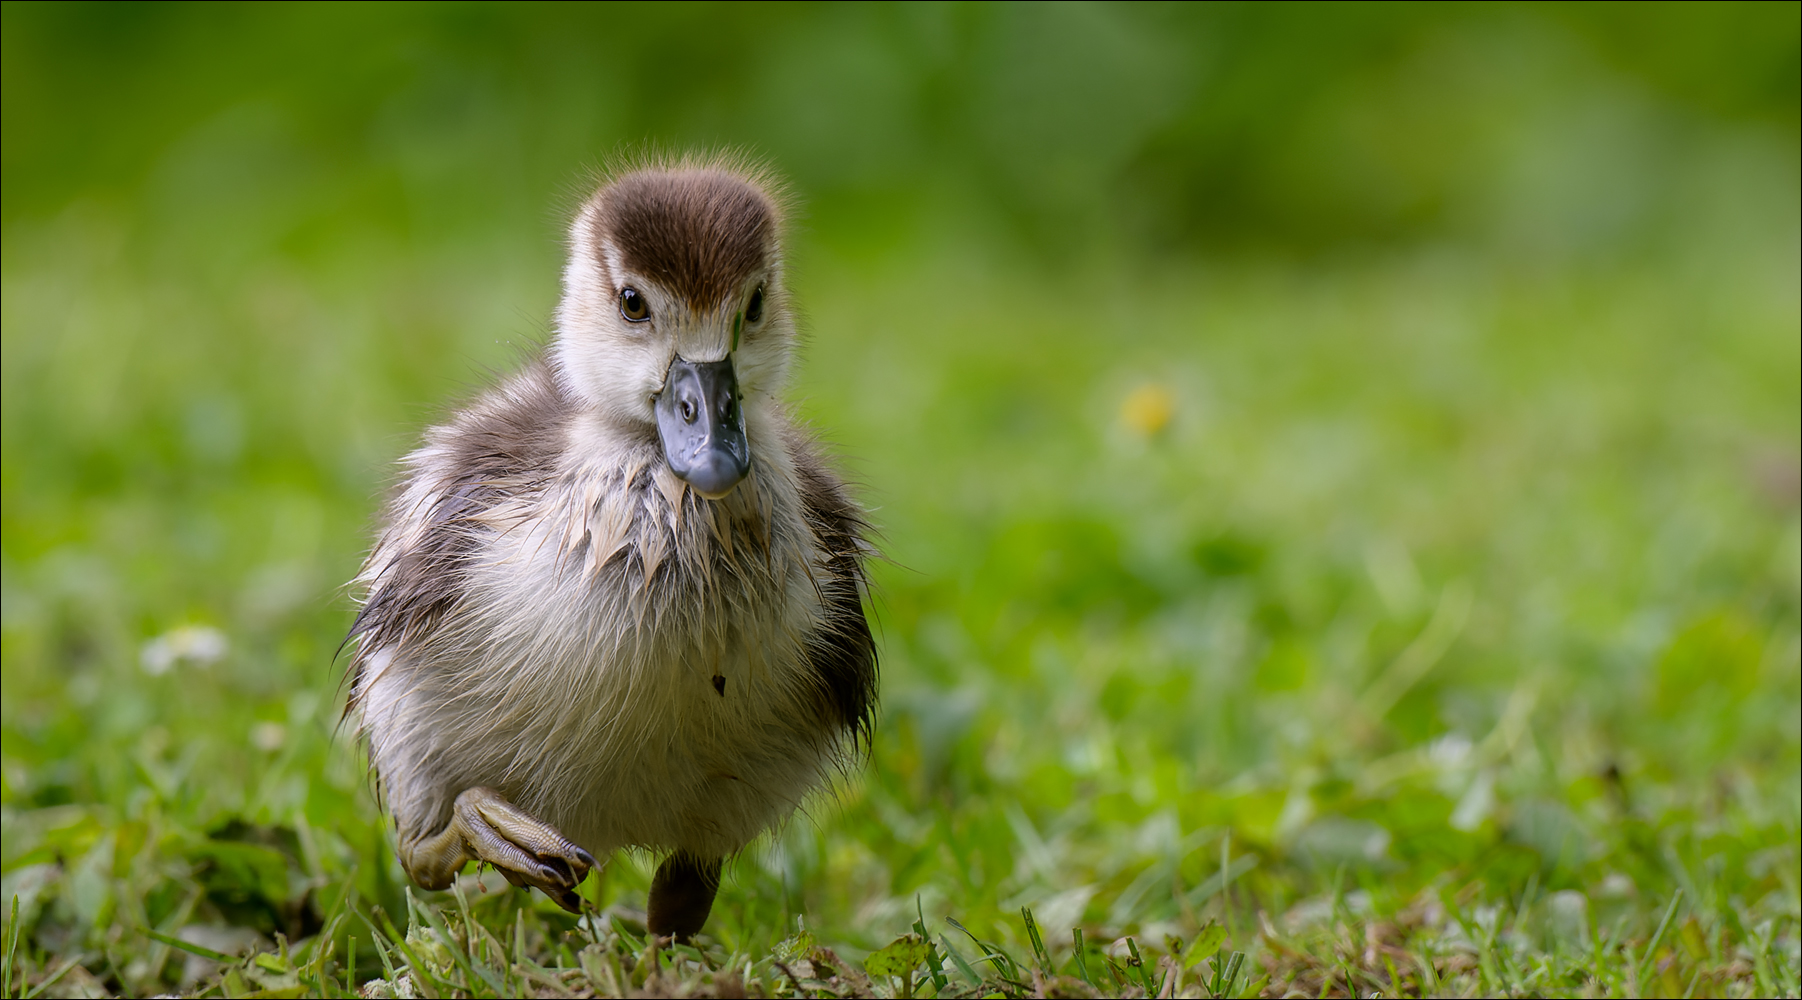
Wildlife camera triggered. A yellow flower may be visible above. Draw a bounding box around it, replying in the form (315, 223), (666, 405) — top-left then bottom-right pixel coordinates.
(1121, 382), (1175, 438)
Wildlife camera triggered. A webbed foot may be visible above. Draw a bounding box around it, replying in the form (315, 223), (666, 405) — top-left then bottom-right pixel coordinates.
(401, 787), (596, 913)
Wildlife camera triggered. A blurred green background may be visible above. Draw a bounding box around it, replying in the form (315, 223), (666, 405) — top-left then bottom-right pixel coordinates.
(2, 2), (1798, 995)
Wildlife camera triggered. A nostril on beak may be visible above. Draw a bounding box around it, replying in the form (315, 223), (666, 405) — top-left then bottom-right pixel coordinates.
(656, 356), (751, 497)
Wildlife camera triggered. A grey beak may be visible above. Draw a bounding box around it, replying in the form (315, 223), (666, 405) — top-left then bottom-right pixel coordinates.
(654, 356), (751, 497)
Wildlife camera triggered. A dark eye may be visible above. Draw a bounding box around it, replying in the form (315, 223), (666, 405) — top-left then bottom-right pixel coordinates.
(745, 286), (764, 324)
(619, 287), (649, 322)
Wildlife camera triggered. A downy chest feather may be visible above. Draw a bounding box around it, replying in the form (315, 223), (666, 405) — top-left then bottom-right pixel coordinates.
(440, 442), (832, 757)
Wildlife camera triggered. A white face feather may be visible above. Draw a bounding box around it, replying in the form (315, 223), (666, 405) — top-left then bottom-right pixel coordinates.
(551, 200), (794, 438)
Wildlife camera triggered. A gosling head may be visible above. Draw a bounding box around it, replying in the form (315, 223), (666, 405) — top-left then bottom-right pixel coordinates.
(554, 160), (793, 498)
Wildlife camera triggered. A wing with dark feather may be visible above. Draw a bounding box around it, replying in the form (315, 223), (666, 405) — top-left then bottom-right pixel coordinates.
(788, 434), (879, 746)
(345, 361), (568, 692)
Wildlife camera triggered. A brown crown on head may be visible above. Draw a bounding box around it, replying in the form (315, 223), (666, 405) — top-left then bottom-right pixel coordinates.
(590, 165), (780, 314)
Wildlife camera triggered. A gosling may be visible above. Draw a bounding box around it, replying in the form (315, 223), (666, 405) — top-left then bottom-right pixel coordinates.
(344, 156), (877, 941)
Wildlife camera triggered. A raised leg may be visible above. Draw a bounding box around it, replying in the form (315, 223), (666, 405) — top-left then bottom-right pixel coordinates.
(647, 854), (722, 942)
(400, 787), (596, 913)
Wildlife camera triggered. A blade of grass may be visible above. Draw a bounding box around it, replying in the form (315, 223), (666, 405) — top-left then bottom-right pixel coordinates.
(1221, 830), (1232, 924)
(302, 882), (354, 987)
(143, 928), (237, 964)
(1020, 906), (1053, 974)
(1225, 950), (1246, 997)
(1071, 928), (1095, 987)
(944, 915), (1022, 983)
(5, 895), (19, 1000)
(610, 914), (645, 953)
(913, 896), (948, 993)
(357, 909), (398, 984)
(1125, 937), (1159, 996)
(460, 888), (518, 987)
(1635, 889), (1684, 990)
(294, 963), (343, 1000)
(368, 901), (458, 998)
(937, 933), (983, 988)
(20, 957), (79, 1000)
(1415, 938), (1438, 996)
(414, 887), (506, 996)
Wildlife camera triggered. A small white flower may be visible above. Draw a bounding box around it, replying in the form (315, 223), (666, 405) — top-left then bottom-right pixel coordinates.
(139, 625), (228, 675)
(250, 722), (287, 753)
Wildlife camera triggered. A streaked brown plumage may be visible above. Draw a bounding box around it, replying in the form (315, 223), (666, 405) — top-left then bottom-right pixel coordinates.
(344, 155), (876, 939)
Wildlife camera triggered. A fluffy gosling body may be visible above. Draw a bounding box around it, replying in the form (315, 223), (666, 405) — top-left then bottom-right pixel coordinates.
(345, 158), (877, 939)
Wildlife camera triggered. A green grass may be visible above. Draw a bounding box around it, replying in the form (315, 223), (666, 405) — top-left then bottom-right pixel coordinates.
(3, 3), (1799, 997)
